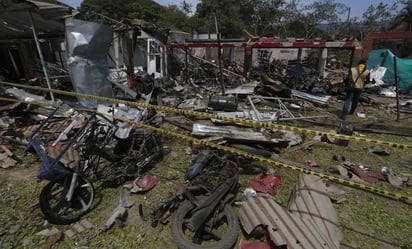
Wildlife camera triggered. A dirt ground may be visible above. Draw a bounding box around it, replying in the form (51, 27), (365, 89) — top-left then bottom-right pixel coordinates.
(0, 94), (412, 249)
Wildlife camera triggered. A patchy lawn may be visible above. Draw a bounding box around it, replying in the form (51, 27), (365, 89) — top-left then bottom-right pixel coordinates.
(0, 96), (411, 249)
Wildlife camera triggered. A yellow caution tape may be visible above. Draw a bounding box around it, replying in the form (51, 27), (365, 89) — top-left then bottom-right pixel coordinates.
(1, 80), (410, 150)
(0, 96), (410, 204)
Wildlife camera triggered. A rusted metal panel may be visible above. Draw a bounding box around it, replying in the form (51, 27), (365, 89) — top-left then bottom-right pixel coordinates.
(239, 174), (341, 249)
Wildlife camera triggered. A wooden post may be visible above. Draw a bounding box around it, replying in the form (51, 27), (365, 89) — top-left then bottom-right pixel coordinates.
(29, 10), (54, 101)
(394, 55), (400, 121)
(214, 14), (225, 95)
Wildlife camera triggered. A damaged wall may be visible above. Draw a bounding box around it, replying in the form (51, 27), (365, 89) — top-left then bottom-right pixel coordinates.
(108, 27), (167, 79)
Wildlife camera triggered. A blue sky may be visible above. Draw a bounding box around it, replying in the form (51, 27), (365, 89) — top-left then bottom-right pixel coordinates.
(61, 0), (400, 18)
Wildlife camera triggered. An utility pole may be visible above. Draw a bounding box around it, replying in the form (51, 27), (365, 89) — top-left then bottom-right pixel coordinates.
(214, 14), (225, 95)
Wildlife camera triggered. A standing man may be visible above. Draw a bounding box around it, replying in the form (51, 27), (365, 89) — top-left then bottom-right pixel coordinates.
(340, 59), (370, 120)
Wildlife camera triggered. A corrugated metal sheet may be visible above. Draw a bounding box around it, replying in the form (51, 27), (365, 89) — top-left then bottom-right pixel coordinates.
(239, 173), (341, 249)
(288, 173), (342, 248)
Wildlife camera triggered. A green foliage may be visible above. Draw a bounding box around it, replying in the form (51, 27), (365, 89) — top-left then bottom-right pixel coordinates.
(157, 5), (192, 32)
(391, 0), (412, 31)
(190, 0), (244, 38)
(78, 0), (192, 32)
(362, 1), (399, 32)
(288, 0), (347, 39)
(238, 0), (285, 36)
(128, 0), (163, 24)
(78, 0), (131, 22)
(77, 0), (412, 43)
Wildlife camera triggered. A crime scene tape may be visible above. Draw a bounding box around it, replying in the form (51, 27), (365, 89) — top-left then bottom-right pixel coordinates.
(1, 80), (411, 150)
(0, 96), (411, 205)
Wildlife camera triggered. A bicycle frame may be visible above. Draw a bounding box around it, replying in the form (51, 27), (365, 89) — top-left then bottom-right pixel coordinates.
(26, 106), (118, 202)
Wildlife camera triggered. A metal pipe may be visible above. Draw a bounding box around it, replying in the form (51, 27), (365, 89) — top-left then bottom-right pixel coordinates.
(394, 55), (400, 121)
(8, 49), (21, 78)
(247, 95), (261, 122)
(184, 38), (247, 43)
(214, 14), (225, 95)
(29, 10), (54, 101)
(185, 48), (189, 85)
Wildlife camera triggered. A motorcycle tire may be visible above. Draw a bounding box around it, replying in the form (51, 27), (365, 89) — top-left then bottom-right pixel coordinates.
(39, 174), (95, 225)
(171, 200), (239, 249)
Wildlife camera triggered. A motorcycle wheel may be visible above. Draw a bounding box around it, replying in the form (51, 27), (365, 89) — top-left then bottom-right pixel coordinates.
(39, 174), (95, 225)
(171, 200), (239, 249)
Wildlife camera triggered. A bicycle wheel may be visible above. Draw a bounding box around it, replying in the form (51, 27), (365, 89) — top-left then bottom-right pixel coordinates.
(39, 174), (95, 225)
(171, 200), (239, 249)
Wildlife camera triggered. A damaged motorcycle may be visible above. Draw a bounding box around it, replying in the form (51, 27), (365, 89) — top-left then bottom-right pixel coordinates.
(26, 105), (163, 224)
(149, 149), (240, 249)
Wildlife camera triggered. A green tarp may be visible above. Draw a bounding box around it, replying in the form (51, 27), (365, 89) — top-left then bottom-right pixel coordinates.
(367, 49), (412, 91)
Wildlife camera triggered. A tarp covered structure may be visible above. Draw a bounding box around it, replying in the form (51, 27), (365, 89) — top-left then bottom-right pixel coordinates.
(368, 49), (412, 91)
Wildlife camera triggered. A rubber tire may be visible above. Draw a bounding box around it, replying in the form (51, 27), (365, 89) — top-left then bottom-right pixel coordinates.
(171, 200), (239, 249)
(39, 174), (95, 225)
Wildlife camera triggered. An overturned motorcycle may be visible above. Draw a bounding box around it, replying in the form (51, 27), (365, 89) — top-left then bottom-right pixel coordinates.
(147, 149), (240, 249)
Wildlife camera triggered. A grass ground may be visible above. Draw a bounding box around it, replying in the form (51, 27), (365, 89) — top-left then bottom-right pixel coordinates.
(0, 95), (411, 249)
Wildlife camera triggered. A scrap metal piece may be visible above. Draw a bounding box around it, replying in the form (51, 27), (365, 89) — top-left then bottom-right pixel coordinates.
(225, 82), (257, 95)
(239, 173), (342, 249)
(291, 89), (331, 106)
(381, 166), (409, 187)
(325, 184), (346, 203)
(207, 95), (237, 111)
(288, 174), (342, 248)
(192, 123), (267, 141)
(65, 17), (114, 108)
(5, 87), (46, 103)
(368, 145), (390, 156)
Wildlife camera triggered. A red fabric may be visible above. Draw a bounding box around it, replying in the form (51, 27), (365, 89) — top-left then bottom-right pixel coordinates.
(240, 238), (273, 249)
(240, 225), (276, 249)
(351, 168), (385, 183)
(249, 173), (281, 196)
(133, 175), (158, 192)
(0, 144), (13, 152)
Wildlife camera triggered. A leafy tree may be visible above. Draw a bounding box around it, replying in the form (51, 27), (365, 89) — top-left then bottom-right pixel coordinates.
(239, 0), (286, 36)
(391, 0), (412, 31)
(157, 4), (192, 32)
(272, 0), (300, 38)
(288, 0), (347, 39)
(127, 0), (163, 24)
(78, 0), (131, 23)
(356, 2), (399, 41)
(78, 0), (191, 31)
(191, 0), (244, 38)
(180, 0), (192, 15)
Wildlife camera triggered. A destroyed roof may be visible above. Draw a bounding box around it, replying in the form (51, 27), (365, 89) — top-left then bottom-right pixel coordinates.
(0, 0), (74, 41)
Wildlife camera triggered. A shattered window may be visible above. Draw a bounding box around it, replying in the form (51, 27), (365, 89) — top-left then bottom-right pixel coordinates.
(149, 40), (161, 54)
(257, 49), (270, 64)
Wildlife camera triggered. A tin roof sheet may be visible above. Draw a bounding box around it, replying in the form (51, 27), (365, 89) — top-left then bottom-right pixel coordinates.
(239, 173), (342, 249)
